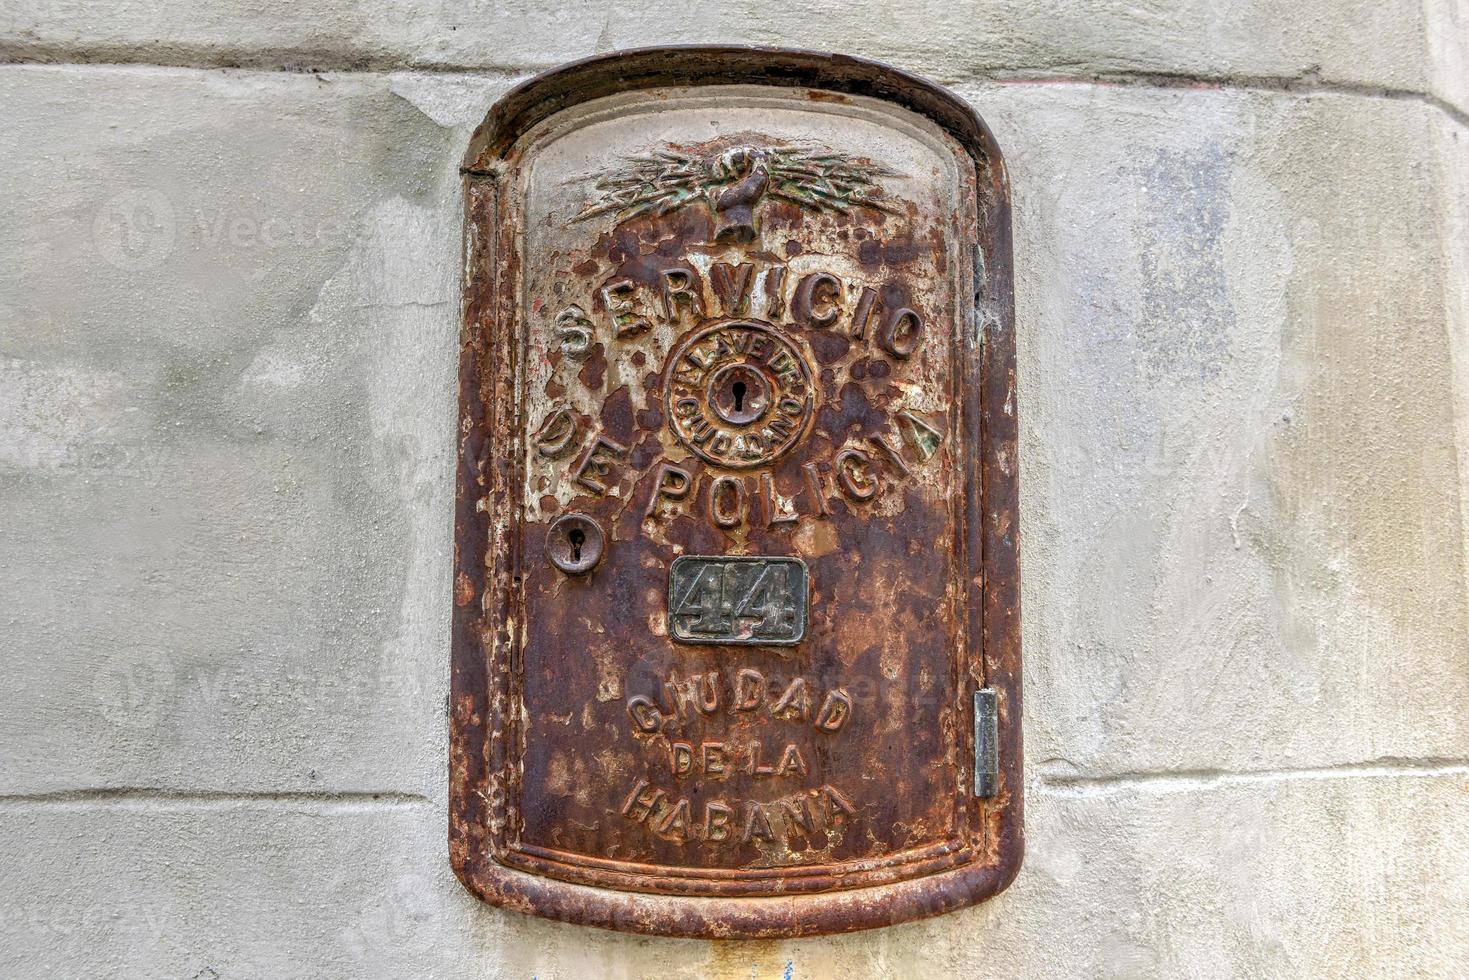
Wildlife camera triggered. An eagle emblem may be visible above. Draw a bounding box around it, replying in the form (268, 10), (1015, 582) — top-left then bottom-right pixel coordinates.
(573, 142), (902, 244)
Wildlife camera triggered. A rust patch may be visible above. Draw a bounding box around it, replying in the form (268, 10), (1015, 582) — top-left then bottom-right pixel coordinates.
(452, 46), (1021, 939)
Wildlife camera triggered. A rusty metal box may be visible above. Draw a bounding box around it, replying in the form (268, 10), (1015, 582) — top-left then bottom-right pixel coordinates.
(450, 47), (1021, 938)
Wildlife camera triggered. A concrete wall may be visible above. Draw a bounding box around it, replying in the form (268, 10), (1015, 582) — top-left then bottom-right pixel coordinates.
(2, 3), (1466, 977)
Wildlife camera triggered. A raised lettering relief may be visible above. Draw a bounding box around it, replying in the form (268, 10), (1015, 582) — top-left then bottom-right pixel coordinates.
(666, 322), (816, 469)
(452, 49), (1021, 939)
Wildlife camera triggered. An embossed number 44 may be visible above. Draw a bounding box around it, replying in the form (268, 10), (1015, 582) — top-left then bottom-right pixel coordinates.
(674, 563), (797, 639)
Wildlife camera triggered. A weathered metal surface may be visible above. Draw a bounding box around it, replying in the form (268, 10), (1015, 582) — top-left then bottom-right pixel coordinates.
(451, 46), (1022, 938)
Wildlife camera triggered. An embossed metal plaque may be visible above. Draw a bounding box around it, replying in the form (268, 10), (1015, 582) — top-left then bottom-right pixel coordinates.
(668, 556), (808, 646)
(451, 47), (1022, 938)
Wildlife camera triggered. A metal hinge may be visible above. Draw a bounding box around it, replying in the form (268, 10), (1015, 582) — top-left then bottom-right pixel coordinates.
(974, 688), (999, 797)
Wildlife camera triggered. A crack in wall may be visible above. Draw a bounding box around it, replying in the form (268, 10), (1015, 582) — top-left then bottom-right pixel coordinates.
(0, 788), (435, 811)
(977, 67), (1469, 130)
(0, 46), (1465, 131)
(1039, 757), (1469, 796)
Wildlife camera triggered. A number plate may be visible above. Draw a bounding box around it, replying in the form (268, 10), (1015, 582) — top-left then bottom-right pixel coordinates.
(668, 556), (808, 645)
(450, 47), (1023, 939)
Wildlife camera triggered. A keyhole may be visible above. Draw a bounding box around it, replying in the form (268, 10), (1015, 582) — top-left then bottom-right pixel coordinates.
(707, 364), (767, 426)
(546, 513), (602, 574)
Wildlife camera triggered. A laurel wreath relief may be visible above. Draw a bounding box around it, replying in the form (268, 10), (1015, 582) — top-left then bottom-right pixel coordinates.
(573, 143), (903, 244)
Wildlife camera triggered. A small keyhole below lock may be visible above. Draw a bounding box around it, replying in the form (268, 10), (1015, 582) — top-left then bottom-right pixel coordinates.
(568, 527), (585, 562)
(732, 381), (746, 413)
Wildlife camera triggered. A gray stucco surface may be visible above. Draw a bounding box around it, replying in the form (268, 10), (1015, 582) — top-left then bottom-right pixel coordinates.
(1, 4), (1466, 977)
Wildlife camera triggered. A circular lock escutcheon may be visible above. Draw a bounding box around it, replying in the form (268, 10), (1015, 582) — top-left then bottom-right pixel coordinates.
(545, 513), (604, 575)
